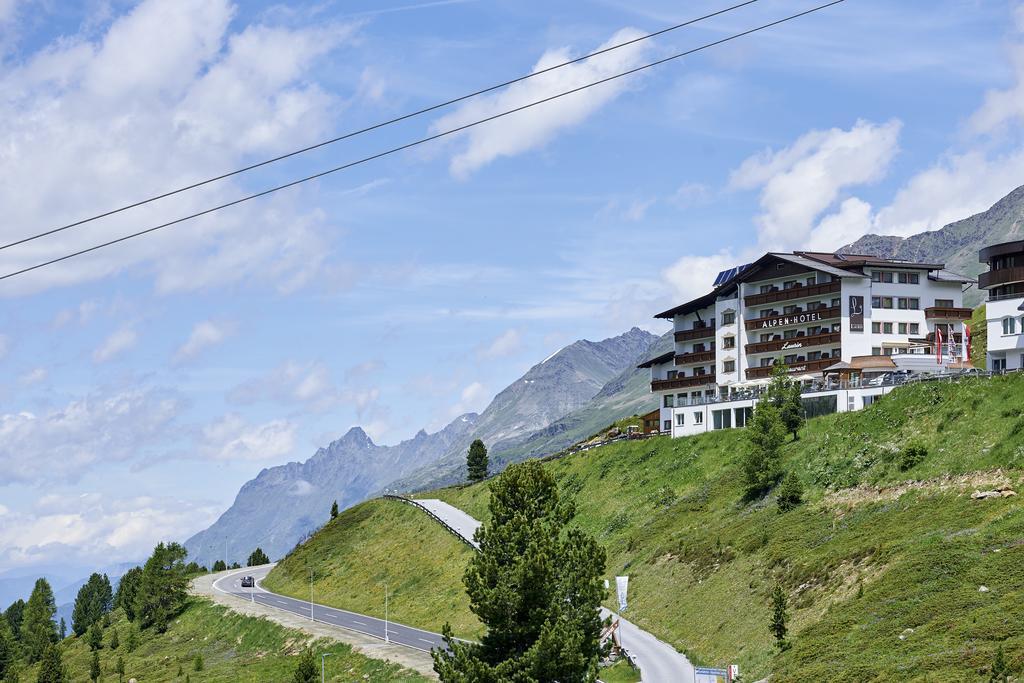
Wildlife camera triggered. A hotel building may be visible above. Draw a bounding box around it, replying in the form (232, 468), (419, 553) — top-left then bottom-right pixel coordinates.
(979, 239), (1024, 372)
(640, 251), (974, 436)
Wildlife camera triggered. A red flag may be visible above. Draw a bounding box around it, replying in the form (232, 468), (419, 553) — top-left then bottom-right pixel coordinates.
(935, 325), (943, 364)
(964, 323), (971, 361)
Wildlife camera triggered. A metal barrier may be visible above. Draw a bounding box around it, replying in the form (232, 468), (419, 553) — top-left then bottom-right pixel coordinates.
(381, 494), (478, 550)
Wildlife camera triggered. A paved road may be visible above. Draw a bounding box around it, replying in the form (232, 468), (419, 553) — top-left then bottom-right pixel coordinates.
(212, 565), (449, 654)
(409, 497), (696, 683)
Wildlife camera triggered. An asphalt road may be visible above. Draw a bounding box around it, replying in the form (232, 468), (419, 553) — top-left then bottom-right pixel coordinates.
(212, 566), (448, 654)
(411, 498), (697, 683)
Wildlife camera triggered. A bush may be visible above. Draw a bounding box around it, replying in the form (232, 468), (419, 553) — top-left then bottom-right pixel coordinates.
(776, 472), (804, 512)
(899, 443), (928, 471)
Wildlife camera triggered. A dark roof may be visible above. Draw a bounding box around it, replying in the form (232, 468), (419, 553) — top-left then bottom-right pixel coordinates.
(798, 251), (944, 271)
(636, 351), (674, 369)
(654, 289), (719, 320)
(980, 240), (1024, 263)
(929, 269), (976, 284)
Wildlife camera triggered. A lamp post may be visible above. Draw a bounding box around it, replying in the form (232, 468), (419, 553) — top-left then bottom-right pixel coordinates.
(309, 568), (315, 622)
(321, 652), (332, 683)
(384, 583), (389, 643)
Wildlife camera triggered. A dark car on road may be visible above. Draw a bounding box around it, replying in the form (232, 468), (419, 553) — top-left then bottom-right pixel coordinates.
(241, 576), (255, 588)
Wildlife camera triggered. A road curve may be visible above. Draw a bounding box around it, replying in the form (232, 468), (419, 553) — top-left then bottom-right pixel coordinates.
(409, 498), (697, 683)
(212, 565), (449, 654)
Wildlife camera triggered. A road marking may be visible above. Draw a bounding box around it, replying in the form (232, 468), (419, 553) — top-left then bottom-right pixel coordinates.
(419, 638), (435, 644)
(351, 619), (367, 625)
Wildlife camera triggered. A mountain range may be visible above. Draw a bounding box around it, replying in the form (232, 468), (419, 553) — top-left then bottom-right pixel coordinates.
(184, 327), (659, 566)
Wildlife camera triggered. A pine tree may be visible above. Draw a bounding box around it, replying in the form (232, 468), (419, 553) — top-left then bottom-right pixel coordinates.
(110, 627), (119, 650)
(247, 548), (270, 567)
(4, 600), (25, 641)
(87, 623), (103, 651)
(22, 578), (58, 662)
(742, 402), (786, 499)
(764, 363), (804, 439)
(330, 500), (339, 519)
(58, 618), (66, 640)
(114, 567), (143, 622)
(466, 439), (489, 483)
(770, 585), (789, 651)
(211, 560), (227, 572)
(0, 619), (15, 680)
(35, 642), (64, 683)
(73, 573), (114, 637)
(193, 653), (204, 671)
(292, 648), (318, 683)
(89, 650), (101, 682)
(776, 471), (804, 512)
(125, 627), (138, 653)
(433, 460), (606, 681)
(116, 655), (125, 683)
(134, 542), (189, 633)
(990, 644), (1010, 682)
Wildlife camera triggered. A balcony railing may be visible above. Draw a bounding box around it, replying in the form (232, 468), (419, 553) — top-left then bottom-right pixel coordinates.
(923, 331), (963, 344)
(651, 374), (717, 391)
(743, 280), (841, 307)
(674, 325), (716, 343)
(979, 266), (1024, 290)
(744, 357), (837, 379)
(675, 349), (716, 365)
(924, 306), (973, 320)
(744, 331), (842, 355)
(744, 305), (841, 331)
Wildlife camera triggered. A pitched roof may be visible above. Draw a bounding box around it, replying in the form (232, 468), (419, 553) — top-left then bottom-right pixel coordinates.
(636, 351), (674, 369)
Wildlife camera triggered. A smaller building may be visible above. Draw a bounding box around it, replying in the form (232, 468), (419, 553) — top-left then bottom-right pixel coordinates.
(641, 409), (661, 434)
(979, 240), (1024, 371)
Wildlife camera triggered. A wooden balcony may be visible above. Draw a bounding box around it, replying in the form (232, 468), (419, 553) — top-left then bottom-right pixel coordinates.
(651, 374), (717, 391)
(924, 306), (973, 320)
(745, 357), (836, 380)
(674, 325), (715, 343)
(744, 331), (841, 355)
(744, 305), (841, 331)
(979, 266), (1024, 290)
(675, 349), (715, 365)
(923, 331), (963, 344)
(743, 280), (840, 307)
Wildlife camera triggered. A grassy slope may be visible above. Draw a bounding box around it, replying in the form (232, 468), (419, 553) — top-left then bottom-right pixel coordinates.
(432, 374), (1024, 681)
(263, 498), (481, 639)
(14, 599), (426, 682)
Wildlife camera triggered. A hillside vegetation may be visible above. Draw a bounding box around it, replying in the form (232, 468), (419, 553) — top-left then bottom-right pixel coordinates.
(271, 373), (1024, 681)
(11, 599), (426, 682)
(263, 498), (481, 639)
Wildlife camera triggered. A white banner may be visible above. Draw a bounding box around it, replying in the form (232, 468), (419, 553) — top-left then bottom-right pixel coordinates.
(615, 576), (629, 612)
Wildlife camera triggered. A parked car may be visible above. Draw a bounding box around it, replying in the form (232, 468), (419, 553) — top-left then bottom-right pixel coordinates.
(241, 576), (255, 588)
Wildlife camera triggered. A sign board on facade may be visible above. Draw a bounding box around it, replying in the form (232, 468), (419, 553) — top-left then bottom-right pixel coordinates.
(759, 311), (824, 329)
(849, 295), (864, 332)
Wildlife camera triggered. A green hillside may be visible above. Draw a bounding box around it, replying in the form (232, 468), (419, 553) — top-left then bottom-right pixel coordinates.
(269, 373), (1024, 681)
(263, 497), (481, 639)
(10, 599), (426, 682)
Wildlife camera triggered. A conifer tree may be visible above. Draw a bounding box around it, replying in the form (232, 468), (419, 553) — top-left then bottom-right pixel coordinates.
(434, 460), (606, 681)
(466, 439), (489, 483)
(89, 650), (101, 682)
(58, 619), (65, 640)
(87, 623), (102, 651)
(193, 653), (203, 672)
(770, 585), (789, 651)
(134, 543), (189, 633)
(73, 573), (114, 637)
(35, 642), (64, 683)
(247, 548), (270, 566)
(211, 560), (227, 572)
(776, 471), (805, 512)
(292, 648), (317, 683)
(0, 619), (15, 680)
(22, 578), (58, 662)
(330, 500), (339, 519)
(4, 600), (25, 642)
(742, 402), (786, 499)
(115, 567), (143, 622)
(990, 644), (1010, 682)
(116, 655), (125, 683)
(110, 627), (119, 650)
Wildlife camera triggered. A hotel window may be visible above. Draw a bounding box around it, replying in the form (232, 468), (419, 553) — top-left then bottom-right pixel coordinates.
(872, 347), (882, 355)
(910, 323), (919, 335)
(676, 413), (686, 426)
(722, 336), (736, 349)
(831, 298), (841, 308)
(664, 420), (671, 432)
(760, 358), (774, 367)
(712, 409), (732, 430)
(872, 271), (894, 283)
(808, 351), (822, 361)
(677, 393), (688, 405)
(722, 311), (736, 325)
(806, 276), (816, 286)
(934, 298), (954, 308)
(871, 296), (893, 309)
(667, 370), (678, 379)
(664, 395), (674, 408)
(723, 360), (736, 373)
(760, 333), (771, 342)
(784, 329), (798, 339)
(898, 272), (920, 284)
(761, 309), (773, 318)
(883, 322), (894, 334)
(832, 348), (841, 357)
(760, 284), (772, 294)
(783, 280), (798, 290)
(872, 322), (881, 334)
(898, 297), (920, 310)
(783, 305), (798, 315)
(694, 412), (703, 425)
(1004, 317), (1019, 335)
(784, 354), (798, 364)
(899, 323), (908, 334)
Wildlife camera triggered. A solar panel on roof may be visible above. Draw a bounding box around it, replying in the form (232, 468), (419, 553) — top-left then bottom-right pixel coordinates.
(712, 263), (751, 287)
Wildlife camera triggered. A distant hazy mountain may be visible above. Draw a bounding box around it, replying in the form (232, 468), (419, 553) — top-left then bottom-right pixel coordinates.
(386, 327), (658, 491)
(843, 185), (1024, 305)
(184, 416), (478, 567)
(185, 327), (657, 565)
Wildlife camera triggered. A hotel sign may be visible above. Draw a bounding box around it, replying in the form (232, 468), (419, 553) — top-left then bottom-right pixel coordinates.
(758, 311), (824, 329)
(781, 341), (803, 350)
(849, 295), (864, 332)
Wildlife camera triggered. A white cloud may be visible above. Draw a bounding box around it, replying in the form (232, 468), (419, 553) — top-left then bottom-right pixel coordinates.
(93, 326), (138, 363)
(174, 320), (234, 363)
(0, 387), (184, 484)
(478, 328), (523, 359)
(447, 381), (489, 418)
(18, 367), (47, 385)
(670, 182), (712, 208)
(200, 414), (296, 462)
(663, 249), (752, 302)
(229, 360), (339, 410)
(0, 0), (356, 297)
(730, 119), (902, 251)
(0, 494), (218, 571)
(431, 27), (653, 178)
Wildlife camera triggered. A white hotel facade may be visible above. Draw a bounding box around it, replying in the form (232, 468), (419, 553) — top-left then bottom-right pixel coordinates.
(641, 251), (974, 437)
(979, 239), (1024, 372)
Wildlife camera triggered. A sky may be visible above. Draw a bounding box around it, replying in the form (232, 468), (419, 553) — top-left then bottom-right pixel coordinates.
(1, 0), (1023, 577)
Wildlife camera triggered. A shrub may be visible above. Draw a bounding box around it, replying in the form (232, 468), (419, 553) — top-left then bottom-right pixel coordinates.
(776, 472), (804, 512)
(899, 443), (928, 471)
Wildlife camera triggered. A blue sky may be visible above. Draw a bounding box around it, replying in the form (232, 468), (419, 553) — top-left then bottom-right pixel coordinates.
(1, 0), (1022, 574)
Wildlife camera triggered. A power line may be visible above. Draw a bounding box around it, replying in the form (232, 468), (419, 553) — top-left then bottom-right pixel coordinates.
(0, 0), (844, 283)
(0, 0), (762, 253)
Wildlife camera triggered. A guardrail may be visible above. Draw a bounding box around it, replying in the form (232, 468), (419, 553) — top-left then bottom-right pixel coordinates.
(382, 494), (479, 550)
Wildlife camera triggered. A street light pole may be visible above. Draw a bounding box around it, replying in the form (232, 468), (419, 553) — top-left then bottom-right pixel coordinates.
(309, 568), (315, 622)
(384, 583), (389, 643)
(321, 652), (332, 683)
